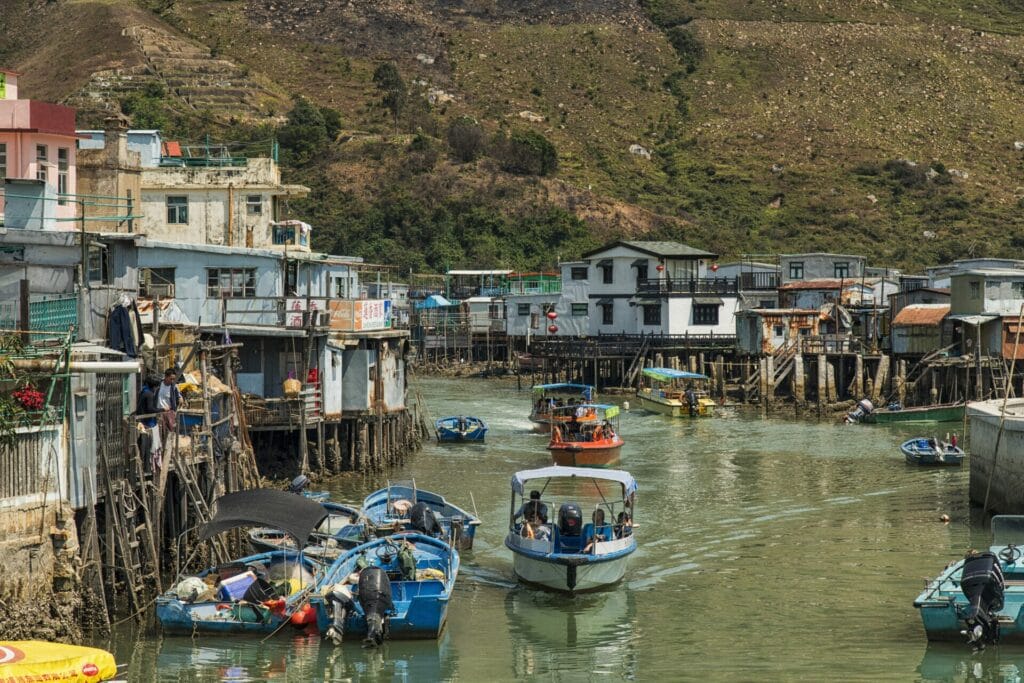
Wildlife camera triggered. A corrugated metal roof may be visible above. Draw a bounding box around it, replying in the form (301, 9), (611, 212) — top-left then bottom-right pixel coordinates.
(779, 278), (875, 290)
(892, 304), (950, 326)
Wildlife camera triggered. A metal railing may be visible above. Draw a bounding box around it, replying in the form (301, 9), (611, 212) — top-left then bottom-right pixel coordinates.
(219, 296), (393, 332)
(739, 271), (781, 291)
(637, 277), (740, 295)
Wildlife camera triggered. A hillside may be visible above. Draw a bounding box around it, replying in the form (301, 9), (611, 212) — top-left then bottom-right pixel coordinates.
(5, 0), (1024, 271)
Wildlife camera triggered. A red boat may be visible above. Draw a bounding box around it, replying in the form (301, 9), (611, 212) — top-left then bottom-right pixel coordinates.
(547, 404), (624, 467)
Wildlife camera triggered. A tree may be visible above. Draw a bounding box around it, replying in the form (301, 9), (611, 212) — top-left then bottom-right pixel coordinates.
(278, 97), (328, 165)
(446, 116), (485, 162)
(372, 63), (406, 130)
(320, 107), (343, 140)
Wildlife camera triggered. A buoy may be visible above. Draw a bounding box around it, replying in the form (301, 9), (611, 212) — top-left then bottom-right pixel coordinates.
(622, 401), (630, 411)
(290, 603), (317, 626)
(940, 514), (951, 524)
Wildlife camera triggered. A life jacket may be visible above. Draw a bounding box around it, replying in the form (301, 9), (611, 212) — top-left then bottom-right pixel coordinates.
(523, 523), (535, 539)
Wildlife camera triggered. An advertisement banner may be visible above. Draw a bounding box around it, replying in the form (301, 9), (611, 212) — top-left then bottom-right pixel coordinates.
(328, 299), (392, 331)
(285, 298), (326, 328)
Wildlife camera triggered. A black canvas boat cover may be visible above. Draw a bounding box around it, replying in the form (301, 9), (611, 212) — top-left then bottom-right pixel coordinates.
(200, 489), (329, 546)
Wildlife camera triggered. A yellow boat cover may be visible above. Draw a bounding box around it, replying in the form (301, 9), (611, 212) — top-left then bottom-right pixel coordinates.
(0, 641), (116, 683)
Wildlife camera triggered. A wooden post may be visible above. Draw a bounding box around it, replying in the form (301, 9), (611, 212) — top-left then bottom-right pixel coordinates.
(792, 351), (805, 403)
(975, 324), (984, 399)
(198, 346), (218, 490)
(851, 354), (863, 398)
(19, 279), (30, 344)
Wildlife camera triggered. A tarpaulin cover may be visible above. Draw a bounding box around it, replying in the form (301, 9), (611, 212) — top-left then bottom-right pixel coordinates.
(200, 489), (328, 546)
(641, 368), (708, 381)
(0, 641), (117, 682)
(415, 294), (454, 310)
(512, 466), (637, 497)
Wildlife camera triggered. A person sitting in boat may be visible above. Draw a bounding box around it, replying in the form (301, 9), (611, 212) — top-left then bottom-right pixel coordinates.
(615, 511), (633, 539)
(684, 383), (698, 416)
(583, 509), (609, 554)
(515, 490), (549, 525)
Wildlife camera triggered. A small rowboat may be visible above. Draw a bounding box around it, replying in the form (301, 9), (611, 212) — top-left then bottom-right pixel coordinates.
(900, 438), (966, 466)
(548, 404), (624, 467)
(435, 416), (487, 442)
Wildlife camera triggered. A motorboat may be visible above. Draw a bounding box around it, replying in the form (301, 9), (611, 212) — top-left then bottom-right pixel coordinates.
(312, 533), (459, 644)
(361, 481), (481, 551)
(636, 368), (715, 417)
(914, 515), (1024, 649)
(155, 489), (330, 635)
(547, 404), (624, 468)
(504, 466), (637, 593)
(529, 383), (597, 433)
(435, 416), (488, 443)
(900, 437), (966, 466)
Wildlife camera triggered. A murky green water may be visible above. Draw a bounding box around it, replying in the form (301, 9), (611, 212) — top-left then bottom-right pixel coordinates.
(96, 378), (1024, 681)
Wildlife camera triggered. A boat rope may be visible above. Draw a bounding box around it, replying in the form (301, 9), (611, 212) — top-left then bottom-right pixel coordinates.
(982, 302), (1024, 513)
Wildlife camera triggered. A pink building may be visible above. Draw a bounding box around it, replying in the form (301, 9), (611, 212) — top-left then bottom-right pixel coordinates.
(0, 69), (78, 223)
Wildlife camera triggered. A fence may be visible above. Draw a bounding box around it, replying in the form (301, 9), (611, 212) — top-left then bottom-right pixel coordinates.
(0, 424), (64, 505)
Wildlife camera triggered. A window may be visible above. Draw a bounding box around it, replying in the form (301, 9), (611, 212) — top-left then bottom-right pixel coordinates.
(166, 196), (188, 224)
(139, 267), (176, 297)
(788, 261), (804, 280)
(970, 281), (980, 300)
(571, 303), (588, 317)
(246, 195), (263, 215)
(773, 325), (785, 337)
(334, 276), (349, 298)
(601, 303), (613, 325)
(834, 262), (849, 279)
(517, 303), (531, 316)
(285, 261), (298, 295)
(87, 246), (108, 285)
(35, 144), (47, 182)
(207, 268), (256, 298)
(0, 143), (6, 178)
(601, 265), (613, 284)
(759, 299), (774, 309)
(643, 304), (661, 326)
(57, 148), (69, 205)
(570, 266), (588, 281)
(636, 264), (648, 283)
(693, 303), (720, 325)
(530, 312), (540, 329)
(1013, 282), (1024, 298)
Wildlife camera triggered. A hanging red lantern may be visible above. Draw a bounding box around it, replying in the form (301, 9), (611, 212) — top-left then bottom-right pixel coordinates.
(655, 264), (665, 273)
(548, 324), (559, 334)
(710, 262), (719, 272)
(546, 310), (558, 320)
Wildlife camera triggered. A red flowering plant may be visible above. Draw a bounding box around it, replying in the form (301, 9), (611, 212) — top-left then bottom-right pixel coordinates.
(12, 384), (45, 411)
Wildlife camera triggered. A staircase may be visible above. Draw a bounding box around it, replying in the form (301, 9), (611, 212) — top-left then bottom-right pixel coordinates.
(624, 336), (651, 388)
(772, 339), (800, 390)
(990, 358), (1014, 400)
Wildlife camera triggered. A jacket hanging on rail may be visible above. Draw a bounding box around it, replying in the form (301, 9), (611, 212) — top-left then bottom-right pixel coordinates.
(108, 294), (141, 357)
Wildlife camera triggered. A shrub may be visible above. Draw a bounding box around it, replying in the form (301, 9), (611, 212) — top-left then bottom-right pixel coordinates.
(446, 116), (485, 162)
(492, 130), (558, 176)
(665, 27), (704, 73)
(277, 97), (328, 165)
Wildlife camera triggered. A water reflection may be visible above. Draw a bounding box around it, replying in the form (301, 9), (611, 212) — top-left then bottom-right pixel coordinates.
(918, 645), (1024, 683)
(504, 588), (639, 680)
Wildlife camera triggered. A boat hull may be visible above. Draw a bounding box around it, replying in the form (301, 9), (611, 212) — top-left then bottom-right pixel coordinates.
(510, 549), (631, 593)
(867, 405), (965, 424)
(548, 443), (623, 467)
(156, 598), (301, 635)
(636, 392), (714, 417)
(900, 440), (965, 466)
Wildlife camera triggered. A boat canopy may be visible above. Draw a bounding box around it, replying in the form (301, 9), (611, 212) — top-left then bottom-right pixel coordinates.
(642, 367), (708, 382)
(550, 403), (620, 418)
(200, 489), (329, 545)
(532, 383), (595, 393)
(512, 466), (637, 497)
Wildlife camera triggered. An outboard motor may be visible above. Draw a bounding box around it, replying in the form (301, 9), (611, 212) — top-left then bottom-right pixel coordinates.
(409, 501), (441, 536)
(286, 474), (311, 494)
(845, 398), (874, 424)
(357, 566), (394, 647)
(960, 551), (1005, 651)
(558, 503), (583, 537)
(325, 581), (355, 645)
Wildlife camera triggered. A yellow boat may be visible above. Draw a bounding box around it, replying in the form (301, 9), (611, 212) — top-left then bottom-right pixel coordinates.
(636, 368), (715, 418)
(0, 641), (117, 682)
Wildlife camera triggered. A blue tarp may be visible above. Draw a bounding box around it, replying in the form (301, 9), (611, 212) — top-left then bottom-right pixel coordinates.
(416, 294), (455, 310)
(642, 367), (708, 381)
(512, 466), (638, 497)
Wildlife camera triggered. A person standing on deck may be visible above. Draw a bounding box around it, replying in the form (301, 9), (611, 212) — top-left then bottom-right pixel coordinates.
(684, 383), (697, 416)
(158, 368), (183, 436)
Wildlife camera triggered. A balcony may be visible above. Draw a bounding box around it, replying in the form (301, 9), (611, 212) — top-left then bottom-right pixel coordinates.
(637, 277), (740, 296)
(217, 297), (394, 333)
(739, 271), (781, 291)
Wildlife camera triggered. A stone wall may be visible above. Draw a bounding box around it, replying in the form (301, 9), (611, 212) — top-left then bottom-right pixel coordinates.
(968, 399), (1024, 513)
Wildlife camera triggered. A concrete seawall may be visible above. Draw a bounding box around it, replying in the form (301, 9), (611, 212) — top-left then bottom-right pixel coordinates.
(969, 399), (1024, 513)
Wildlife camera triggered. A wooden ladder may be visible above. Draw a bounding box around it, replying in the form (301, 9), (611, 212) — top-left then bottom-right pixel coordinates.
(171, 444), (230, 565)
(991, 358), (1013, 399)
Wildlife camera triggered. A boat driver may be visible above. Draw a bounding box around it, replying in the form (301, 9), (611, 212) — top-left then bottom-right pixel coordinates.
(515, 490), (549, 525)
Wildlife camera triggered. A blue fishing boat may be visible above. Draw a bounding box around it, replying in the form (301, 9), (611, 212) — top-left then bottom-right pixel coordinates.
(900, 438), (965, 466)
(311, 533), (459, 645)
(361, 481), (481, 551)
(504, 466), (637, 593)
(435, 416), (488, 443)
(156, 489), (330, 635)
(914, 516), (1024, 649)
